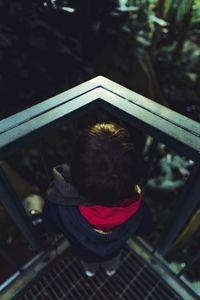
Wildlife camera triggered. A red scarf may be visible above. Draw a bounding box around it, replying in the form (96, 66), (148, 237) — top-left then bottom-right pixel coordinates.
(79, 192), (142, 231)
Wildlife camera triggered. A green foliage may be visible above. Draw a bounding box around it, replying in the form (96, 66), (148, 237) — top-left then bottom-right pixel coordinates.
(147, 154), (193, 191)
(192, 0), (200, 23)
(0, 0), (199, 285)
(163, 0), (173, 17)
(0, 0), (199, 120)
(176, 0), (194, 23)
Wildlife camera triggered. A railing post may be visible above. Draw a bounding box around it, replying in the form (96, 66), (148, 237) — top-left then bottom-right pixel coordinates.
(155, 163), (200, 255)
(38, 141), (53, 183)
(141, 138), (158, 192)
(178, 251), (200, 277)
(0, 167), (42, 251)
(0, 240), (20, 270)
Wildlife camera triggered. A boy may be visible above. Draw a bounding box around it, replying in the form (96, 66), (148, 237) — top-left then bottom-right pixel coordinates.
(43, 122), (152, 277)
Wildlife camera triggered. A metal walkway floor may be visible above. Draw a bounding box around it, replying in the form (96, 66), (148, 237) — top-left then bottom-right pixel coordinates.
(17, 246), (183, 300)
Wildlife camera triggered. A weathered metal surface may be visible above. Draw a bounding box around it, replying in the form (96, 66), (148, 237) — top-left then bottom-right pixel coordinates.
(16, 245), (187, 300)
(0, 76), (199, 291)
(0, 167), (41, 251)
(155, 163), (200, 255)
(0, 76), (199, 160)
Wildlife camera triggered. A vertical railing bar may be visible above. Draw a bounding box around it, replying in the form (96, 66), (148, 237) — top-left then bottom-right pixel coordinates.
(155, 162), (200, 255)
(72, 119), (80, 136)
(0, 241), (20, 271)
(0, 167), (41, 251)
(141, 137), (158, 193)
(178, 251), (200, 277)
(38, 141), (52, 183)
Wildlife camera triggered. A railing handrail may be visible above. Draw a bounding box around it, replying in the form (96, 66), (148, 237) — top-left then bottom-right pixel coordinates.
(0, 76), (199, 289)
(1, 76), (199, 135)
(0, 76), (199, 161)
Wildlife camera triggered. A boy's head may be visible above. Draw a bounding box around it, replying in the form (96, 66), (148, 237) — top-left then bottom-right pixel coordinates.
(71, 122), (142, 206)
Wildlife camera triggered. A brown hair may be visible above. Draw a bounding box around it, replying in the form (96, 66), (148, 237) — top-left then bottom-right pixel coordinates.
(71, 122), (142, 206)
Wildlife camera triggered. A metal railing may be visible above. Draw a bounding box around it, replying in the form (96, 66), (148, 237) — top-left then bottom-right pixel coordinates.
(0, 76), (200, 293)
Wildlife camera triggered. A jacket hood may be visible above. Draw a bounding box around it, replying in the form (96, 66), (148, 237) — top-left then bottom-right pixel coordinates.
(47, 164), (106, 206)
(79, 190), (142, 231)
(58, 203), (144, 257)
(79, 194), (142, 231)
(47, 164), (87, 206)
(47, 164), (142, 208)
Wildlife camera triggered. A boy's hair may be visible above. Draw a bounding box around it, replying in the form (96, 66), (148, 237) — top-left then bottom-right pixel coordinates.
(71, 122), (142, 206)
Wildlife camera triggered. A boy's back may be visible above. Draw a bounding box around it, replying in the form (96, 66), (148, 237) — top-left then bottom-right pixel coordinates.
(43, 123), (152, 276)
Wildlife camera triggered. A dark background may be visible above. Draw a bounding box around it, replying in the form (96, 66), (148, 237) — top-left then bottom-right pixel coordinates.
(0, 0), (199, 288)
(0, 0), (200, 120)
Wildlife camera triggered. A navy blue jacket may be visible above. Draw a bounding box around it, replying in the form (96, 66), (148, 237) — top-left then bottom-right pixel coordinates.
(43, 200), (152, 263)
(43, 165), (152, 262)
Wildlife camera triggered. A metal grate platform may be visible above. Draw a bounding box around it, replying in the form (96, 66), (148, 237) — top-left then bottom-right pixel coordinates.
(18, 247), (183, 300)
